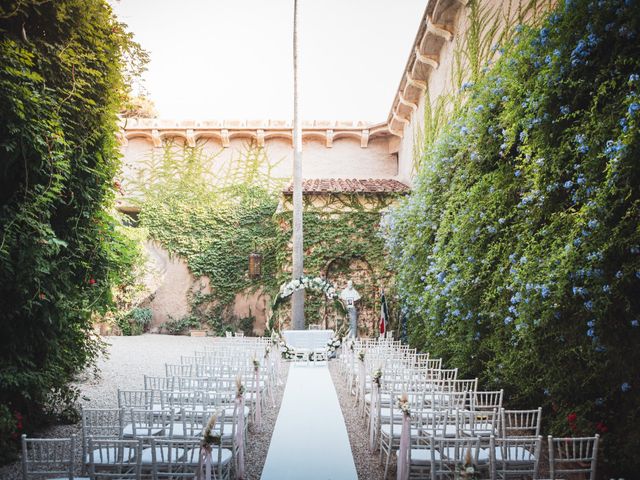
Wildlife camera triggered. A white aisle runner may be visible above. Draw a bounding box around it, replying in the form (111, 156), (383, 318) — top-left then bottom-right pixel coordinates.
(261, 363), (358, 480)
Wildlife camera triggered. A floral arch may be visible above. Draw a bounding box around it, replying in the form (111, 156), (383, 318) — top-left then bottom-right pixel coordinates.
(268, 276), (347, 332)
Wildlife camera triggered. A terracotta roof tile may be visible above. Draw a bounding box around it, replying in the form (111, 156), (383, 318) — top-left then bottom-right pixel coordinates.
(283, 178), (410, 195)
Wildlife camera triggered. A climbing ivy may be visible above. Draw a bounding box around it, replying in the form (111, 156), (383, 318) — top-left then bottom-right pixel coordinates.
(387, 0), (640, 474)
(0, 0), (146, 462)
(414, 0), (552, 171)
(137, 140), (397, 333)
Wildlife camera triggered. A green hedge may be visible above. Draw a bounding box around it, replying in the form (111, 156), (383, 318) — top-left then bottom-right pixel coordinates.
(386, 0), (639, 474)
(0, 0), (142, 462)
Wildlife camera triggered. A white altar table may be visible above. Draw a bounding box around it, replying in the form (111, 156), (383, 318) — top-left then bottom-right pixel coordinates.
(282, 329), (333, 360)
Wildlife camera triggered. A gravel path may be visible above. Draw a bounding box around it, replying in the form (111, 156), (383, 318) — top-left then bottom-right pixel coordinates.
(0, 334), (289, 480)
(329, 360), (386, 480)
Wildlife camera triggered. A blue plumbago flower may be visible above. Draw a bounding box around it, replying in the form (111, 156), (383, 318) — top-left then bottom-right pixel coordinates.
(595, 344), (606, 353)
(636, 271), (640, 279)
(630, 245), (639, 254)
(504, 316), (514, 325)
(588, 219), (599, 229)
(595, 397), (604, 406)
(587, 328), (595, 337)
(474, 104), (484, 113)
(587, 251), (603, 262)
(511, 292), (522, 304)
(631, 319), (639, 328)
(570, 39), (589, 66)
(629, 103), (640, 116)
(630, 73), (640, 82)
(576, 175), (586, 185)
(461, 82), (474, 91)
(452, 309), (461, 317)
(620, 117), (628, 132)
(487, 226), (497, 234)
(543, 388), (550, 396)
(460, 126), (469, 135)
(541, 286), (550, 298)
(587, 319), (595, 328)
(514, 169), (522, 177)
(616, 270), (624, 279)
(560, 105), (570, 115)
(564, 180), (574, 189)
(436, 271), (446, 284)
(509, 253), (517, 264)
(584, 300), (594, 311)
(573, 238), (582, 247)
(519, 256), (528, 264)
(621, 383), (631, 393)
(572, 286), (587, 296)
(602, 285), (611, 293)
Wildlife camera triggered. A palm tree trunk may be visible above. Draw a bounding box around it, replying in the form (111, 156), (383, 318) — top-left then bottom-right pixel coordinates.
(291, 0), (305, 330)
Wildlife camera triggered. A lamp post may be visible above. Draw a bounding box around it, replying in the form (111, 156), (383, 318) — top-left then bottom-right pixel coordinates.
(248, 252), (262, 279)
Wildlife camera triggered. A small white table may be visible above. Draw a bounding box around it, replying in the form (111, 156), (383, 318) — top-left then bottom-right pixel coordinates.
(282, 329), (334, 361)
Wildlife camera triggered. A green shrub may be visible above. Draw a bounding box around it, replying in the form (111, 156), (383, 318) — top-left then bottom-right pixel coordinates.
(128, 307), (152, 335)
(0, 0), (145, 462)
(162, 315), (200, 335)
(386, 0), (639, 474)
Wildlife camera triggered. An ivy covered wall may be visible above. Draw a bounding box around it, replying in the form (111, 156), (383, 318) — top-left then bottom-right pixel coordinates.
(386, 0), (639, 474)
(133, 140), (396, 335)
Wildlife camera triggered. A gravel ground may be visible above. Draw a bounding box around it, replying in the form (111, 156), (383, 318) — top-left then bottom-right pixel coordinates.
(0, 334), (289, 480)
(329, 360), (386, 480)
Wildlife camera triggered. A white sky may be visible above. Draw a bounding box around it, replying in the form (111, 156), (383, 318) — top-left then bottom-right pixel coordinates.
(109, 0), (426, 121)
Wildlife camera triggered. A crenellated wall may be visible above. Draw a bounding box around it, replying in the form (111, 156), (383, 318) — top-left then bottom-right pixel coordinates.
(116, 119), (398, 208)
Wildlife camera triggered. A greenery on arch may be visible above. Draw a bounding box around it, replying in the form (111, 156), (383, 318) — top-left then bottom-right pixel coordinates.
(268, 276), (347, 332)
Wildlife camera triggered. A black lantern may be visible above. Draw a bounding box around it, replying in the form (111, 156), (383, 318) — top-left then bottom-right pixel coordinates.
(249, 252), (262, 279)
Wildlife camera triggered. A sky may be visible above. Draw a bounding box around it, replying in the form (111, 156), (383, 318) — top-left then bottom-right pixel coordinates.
(109, 0), (426, 122)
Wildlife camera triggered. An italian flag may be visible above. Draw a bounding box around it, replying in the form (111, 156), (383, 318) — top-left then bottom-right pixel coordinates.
(379, 289), (389, 336)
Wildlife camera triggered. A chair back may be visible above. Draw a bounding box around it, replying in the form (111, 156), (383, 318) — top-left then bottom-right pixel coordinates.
(21, 434), (77, 480)
(548, 435), (599, 480)
(87, 438), (142, 479)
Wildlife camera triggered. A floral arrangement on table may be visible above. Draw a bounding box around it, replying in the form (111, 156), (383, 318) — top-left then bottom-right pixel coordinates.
(281, 342), (295, 360)
(326, 336), (342, 354)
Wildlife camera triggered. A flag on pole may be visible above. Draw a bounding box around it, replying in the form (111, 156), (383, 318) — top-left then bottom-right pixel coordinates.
(379, 289), (389, 336)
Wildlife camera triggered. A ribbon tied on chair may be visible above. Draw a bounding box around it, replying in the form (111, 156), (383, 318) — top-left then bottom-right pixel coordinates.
(369, 368), (382, 452)
(235, 377), (246, 480)
(396, 394), (411, 480)
(253, 359), (262, 430)
(197, 413), (219, 480)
